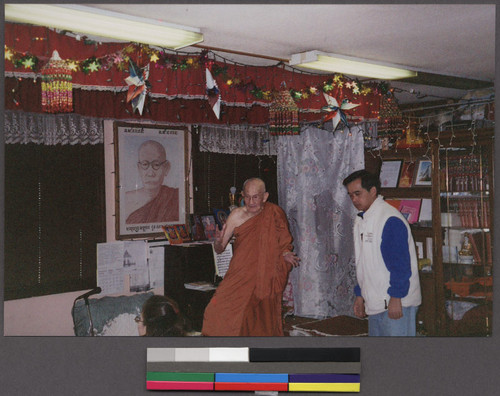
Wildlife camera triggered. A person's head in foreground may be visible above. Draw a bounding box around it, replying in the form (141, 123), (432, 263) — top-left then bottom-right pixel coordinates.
(136, 295), (189, 336)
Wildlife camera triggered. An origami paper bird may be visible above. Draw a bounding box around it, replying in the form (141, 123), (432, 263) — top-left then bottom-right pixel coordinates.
(321, 93), (360, 131)
(206, 68), (221, 119)
(125, 60), (151, 115)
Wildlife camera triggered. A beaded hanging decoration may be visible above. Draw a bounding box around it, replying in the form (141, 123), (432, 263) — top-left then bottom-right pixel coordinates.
(377, 94), (404, 139)
(41, 50), (73, 113)
(269, 89), (300, 136)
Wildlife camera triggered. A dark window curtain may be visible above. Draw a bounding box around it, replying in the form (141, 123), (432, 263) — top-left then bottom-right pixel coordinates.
(4, 143), (106, 300)
(191, 132), (278, 213)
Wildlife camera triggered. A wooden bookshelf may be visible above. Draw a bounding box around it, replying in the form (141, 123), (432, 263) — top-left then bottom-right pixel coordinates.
(365, 127), (494, 336)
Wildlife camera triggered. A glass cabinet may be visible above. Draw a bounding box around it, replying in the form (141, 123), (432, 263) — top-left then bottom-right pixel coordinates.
(436, 144), (493, 336)
(368, 127), (494, 336)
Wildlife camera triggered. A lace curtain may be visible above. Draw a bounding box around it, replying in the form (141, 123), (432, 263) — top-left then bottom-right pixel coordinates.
(278, 123), (367, 318)
(199, 124), (278, 155)
(4, 110), (104, 145)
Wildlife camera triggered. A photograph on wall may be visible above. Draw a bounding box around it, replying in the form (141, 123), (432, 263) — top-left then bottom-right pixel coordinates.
(414, 159), (432, 186)
(114, 122), (189, 239)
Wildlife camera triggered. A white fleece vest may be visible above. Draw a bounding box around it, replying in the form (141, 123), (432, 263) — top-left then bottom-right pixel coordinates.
(353, 196), (421, 315)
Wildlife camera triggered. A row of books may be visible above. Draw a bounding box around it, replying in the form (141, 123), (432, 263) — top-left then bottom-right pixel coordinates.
(439, 155), (490, 192)
(444, 198), (490, 229)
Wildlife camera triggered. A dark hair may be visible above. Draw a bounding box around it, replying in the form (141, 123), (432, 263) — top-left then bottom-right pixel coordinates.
(141, 295), (190, 336)
(342, 169), (381, 195)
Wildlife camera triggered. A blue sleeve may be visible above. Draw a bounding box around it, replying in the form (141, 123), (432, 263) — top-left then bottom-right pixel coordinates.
(381, 217), (411, 298)
(354, 284), (361, 297)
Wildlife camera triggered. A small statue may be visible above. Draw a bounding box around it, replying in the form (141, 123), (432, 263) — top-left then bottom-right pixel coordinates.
(458, 233), (474, 265)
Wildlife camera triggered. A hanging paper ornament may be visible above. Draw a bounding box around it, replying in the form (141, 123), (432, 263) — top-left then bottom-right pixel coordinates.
(321, 93), (360, 132)
(125, 60), (151, 115)
(269, 88), (300, 136)
(205, 68), (221, 119)
(41, 50), (73, 113)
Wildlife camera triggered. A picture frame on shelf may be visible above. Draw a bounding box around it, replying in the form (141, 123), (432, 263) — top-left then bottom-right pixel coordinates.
(414, 159), (432, 186)
(162, 225), (183, 245)
(189, 214), (207, 241)
(379, 159), (403, 188)
(174, 224), (191, 243)
(399, 161), (416, 188)
(213, 208), (230, 230)
(200, 214), (217, 241)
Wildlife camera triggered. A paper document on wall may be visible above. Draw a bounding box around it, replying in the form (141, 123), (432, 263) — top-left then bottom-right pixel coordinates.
(213, 243), (233, 278)
(147, 240), (169, 290)
(97, 241), (149, 294)
(97, 242), (127, 295)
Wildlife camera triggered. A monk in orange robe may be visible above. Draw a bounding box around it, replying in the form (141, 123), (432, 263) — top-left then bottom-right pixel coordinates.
(202, 178), (300, 336)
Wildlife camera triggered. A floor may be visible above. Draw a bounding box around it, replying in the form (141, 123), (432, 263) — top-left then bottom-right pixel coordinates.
(283, 315), (369, 337)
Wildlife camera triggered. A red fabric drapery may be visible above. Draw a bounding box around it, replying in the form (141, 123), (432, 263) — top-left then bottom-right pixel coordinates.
(5, 22), (382, 124)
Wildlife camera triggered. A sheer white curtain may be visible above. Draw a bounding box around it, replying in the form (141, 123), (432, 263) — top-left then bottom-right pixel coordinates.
(199, 124), (278, 155)
(277, 123), (367, 318)
(4, 110), (104, 145)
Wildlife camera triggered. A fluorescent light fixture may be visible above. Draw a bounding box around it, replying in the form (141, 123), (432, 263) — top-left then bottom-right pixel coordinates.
(289, 50), (417, 80)
(5, 4), (203, 50)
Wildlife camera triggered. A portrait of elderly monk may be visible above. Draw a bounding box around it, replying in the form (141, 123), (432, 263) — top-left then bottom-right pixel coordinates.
(202, 177), (300, 336)
(125, 140), (179, 224)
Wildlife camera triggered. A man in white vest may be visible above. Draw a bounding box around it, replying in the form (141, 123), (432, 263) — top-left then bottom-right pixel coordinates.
(343, 169), (421, 336)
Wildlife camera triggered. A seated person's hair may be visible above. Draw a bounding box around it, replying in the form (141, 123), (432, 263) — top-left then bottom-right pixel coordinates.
(141, 295), (190, 336)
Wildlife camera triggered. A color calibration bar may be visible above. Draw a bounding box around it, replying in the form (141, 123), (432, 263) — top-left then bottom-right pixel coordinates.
(146, 347), (361, 392)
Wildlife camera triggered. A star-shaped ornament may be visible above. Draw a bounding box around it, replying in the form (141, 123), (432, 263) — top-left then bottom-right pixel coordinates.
(67, 61), (78, 71)
(150, 53), (159, 63)
(88, 61), (100, 72)
(5, 48), (13, 61)
(321, 93), (360, 131)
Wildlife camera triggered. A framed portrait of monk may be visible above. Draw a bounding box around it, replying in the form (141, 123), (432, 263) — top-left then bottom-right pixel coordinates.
(114, 122), (189, 239)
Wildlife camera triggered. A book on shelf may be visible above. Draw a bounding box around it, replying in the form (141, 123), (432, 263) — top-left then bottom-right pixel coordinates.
(418, 198), (432, 223)
(485, 232), (492, 265)
(455, 198), (490, 228)
(399, 199), (421, 224)
(385, 199), (401, 211)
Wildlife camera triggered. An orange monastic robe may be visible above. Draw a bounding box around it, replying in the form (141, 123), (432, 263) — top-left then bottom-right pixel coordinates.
(202, 202), (293, 336)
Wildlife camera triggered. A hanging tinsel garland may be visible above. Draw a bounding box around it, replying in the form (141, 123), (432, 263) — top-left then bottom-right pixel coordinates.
(41, 50), (73, 113)
(269, 88), (300, 136)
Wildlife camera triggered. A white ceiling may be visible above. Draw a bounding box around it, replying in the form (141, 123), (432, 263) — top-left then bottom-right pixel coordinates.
(86, 4), (495, 105)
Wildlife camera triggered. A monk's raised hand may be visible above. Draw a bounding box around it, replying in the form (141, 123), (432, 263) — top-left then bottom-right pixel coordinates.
(216, 223), (226, 241)
(213, 223), (227, 254)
